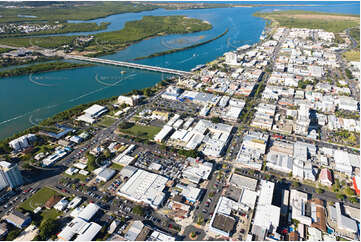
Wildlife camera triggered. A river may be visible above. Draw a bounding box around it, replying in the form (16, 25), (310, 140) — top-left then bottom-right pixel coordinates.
(0, 1), (359, 139)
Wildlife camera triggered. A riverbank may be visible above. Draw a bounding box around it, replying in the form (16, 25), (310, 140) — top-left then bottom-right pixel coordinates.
(0, 61), (93, 78)
(134, 28), (229, 61)
(0, 22), (110, 38)
(0, 55), (62, 68)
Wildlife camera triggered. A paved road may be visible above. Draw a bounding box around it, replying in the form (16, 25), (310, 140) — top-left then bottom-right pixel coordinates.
(235, 168), (359, 209)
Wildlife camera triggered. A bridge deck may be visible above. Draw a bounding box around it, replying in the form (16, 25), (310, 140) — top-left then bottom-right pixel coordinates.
(66, 55), (191, 76)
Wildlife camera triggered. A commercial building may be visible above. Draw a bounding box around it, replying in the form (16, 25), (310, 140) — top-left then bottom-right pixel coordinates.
(76, 104), (108, 124)
(235, 131), (269, 170)
(310, 198), (326, 232)
(96, 168), (116, 182)
(319, 168), (333, 186)
(154, 125), (174, 143)
(5, 211), (31, 228)
(9, 134), (37, 151)
(209, 196), (246, 237)
(57, 217), (102, 241)
(0, 161), (23, 190)
(124, 220), (146, 241)
(290, 189), (312, 226)
(179, 185), (202, 203)
(335, 202), (358, 234)
(78, 203), (100, 221)
(229, 173), (258, 191)
(181, 157), (213, 184)
(42, 148), (68, 167)
(334, 150), (355, 176)
(118, 95), (141, 106)
(266, 152), (293, 174)
(252, 180), (280, 240)
(68, 197), (82, 209)
(54, 198), (69, 211)
(117, 169), (168, 209)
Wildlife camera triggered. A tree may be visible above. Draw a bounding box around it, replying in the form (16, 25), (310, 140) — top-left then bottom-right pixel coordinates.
(292, 181), (300, 188)
(35, 218), (59, 241)
(103, 149), (111, 159)
(143, 88), (153, 97)
(211, 117), (223, 124)
(132, 205), (145, 216)
(348, 197), (358, 204)
(344, 187), (356, 196)
(86, 152), (97, 171)
(118, 122), (134, 130)
(178, 149), (200, 158)
(336, 194), (346, 201)
(6, 229), (21, 241)
(21, 162), (32, 170)
(315, 188), (324, 194)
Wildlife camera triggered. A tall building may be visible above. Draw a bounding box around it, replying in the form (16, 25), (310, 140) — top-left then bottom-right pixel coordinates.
(0, 161), (23, 190)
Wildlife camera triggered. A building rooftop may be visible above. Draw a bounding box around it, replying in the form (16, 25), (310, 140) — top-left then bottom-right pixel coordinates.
(230, 173), (258, 191)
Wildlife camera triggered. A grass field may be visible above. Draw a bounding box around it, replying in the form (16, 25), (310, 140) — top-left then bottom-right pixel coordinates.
(254, 10), (360, 33)
(343, 27), (360, 61)
(0, 2), (157, 23)
(20, 187), (62, 211)
(118, 124), (161, 140)
(343, 50), (360, 61)
(110, 163), (124, 171)
(96, 116), (117, 128)
(62, 172), (87, 182)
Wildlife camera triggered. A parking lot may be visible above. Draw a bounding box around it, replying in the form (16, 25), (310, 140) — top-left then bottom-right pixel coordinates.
(134, 151), (185, 180)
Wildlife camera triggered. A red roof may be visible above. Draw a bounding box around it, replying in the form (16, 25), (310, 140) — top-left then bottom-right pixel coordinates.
(353, 177), (360, 195)
(319, 168), (332, 184)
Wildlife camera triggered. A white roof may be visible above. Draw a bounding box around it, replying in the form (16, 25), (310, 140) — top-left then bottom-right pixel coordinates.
(240, 189), (258, 209)
(334, 150), (353, 175)
(124, 221), (144, 241)
(230, 173), (258, 191)
(78, 203), (99, 221)
(73, 162), (87, 170)
(154, 125), (173, 142)
(84, 104), (106, 116)
(76, 114), (95, 124)
(253, 180), (280, 231)
(290, 189), (312, 226)
(74, 222), (102, 241)
(149, 230), (175, 241)
(181, 186), (201, 201)
(97, 168), (116, 181)
(118, 169), (168, 208)
(68, 197), (82, 209)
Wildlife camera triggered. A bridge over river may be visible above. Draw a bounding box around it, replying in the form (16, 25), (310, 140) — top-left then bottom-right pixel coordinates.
(65, 55), (191, 76)
(0, 44), (191, 76)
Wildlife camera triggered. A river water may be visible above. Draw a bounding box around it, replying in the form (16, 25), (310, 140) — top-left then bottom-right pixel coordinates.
(0, 1), (359, 139)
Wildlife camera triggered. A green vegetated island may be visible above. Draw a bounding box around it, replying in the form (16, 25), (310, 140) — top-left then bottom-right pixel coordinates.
(134, 28), (229, 60)
(0, 15), (212, 56)
(0, 61), (93, 78)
